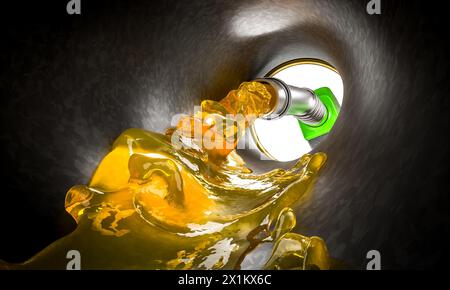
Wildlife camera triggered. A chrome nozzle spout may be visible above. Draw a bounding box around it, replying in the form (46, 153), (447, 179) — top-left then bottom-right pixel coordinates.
(255, 77), (327, 126)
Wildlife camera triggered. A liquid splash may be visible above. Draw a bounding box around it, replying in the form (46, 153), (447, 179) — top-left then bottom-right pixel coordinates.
(2, 82), (330, 270)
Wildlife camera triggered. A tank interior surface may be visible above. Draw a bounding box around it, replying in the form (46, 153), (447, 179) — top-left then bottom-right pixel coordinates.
(1, 0), (449, 269)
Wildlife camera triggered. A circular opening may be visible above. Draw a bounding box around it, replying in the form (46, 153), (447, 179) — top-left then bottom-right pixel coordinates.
(251, 59), (344, 162)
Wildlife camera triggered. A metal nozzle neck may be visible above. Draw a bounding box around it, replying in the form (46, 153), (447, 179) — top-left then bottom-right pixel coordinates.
(255, 77), (326, 126)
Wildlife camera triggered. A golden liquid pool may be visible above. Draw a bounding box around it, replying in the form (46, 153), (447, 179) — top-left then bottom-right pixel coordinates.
(3, 82), (330, 270)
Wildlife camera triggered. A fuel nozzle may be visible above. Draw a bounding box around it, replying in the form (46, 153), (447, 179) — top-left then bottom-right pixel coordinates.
(254, 77), (340, 141)
(255, 77), (326, 124)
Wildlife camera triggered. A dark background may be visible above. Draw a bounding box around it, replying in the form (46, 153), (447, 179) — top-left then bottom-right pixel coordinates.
(0, 0), (449, 269)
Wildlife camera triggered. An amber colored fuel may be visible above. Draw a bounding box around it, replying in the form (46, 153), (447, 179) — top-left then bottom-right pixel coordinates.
(1, 81), (330, 270)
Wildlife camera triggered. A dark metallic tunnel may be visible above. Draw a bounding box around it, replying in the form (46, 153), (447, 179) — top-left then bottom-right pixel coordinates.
(1, 0), (449, 269)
